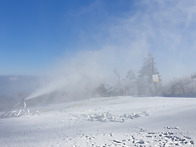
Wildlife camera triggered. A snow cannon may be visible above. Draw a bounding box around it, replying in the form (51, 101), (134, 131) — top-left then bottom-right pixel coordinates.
(1, 98), (31, 118)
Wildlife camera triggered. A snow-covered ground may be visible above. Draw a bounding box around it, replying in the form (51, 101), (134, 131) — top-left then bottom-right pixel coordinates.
(0, 96), (196, 147)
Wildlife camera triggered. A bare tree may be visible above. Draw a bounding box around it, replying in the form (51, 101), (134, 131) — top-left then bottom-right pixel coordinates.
(122, 70), (137, 96)
(164, 75), (196, 97)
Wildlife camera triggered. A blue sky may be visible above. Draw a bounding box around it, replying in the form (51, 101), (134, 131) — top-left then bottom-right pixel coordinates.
(0, 0), (196, 80)
(0, 0), (133, 75)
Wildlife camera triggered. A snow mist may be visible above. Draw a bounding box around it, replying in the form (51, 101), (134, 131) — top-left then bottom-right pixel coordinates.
(25, 0), (196, 104)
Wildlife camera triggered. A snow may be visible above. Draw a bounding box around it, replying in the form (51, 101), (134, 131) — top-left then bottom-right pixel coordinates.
(0, 96), (196, 146)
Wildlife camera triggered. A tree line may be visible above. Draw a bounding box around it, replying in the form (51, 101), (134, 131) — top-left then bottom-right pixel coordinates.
(95, 53), (196, 98)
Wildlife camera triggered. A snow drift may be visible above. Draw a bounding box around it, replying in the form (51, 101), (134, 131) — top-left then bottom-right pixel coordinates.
(0, 96), (195, 147)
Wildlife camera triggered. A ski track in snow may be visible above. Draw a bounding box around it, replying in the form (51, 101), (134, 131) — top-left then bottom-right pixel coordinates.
(0, 96), (196, 147)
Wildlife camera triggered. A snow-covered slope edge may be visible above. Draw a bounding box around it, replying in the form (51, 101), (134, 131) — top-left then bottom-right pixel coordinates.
(0, 96), (196, 146)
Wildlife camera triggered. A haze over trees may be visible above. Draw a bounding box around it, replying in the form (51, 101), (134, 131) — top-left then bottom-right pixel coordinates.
(95, 53), (196, 98)
(96, 53), (161, 97)
(1, 53), (196, 111)
(163, 74), (196, 97)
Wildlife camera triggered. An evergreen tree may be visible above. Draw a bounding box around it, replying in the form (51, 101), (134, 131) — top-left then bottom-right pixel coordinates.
(137, 53), (161, 96)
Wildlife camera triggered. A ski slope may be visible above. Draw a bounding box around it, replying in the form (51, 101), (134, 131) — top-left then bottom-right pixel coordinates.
(0, 96), (196, 146)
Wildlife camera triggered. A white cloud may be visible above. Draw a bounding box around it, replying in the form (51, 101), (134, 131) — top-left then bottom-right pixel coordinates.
(96, 0), (196, 80)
